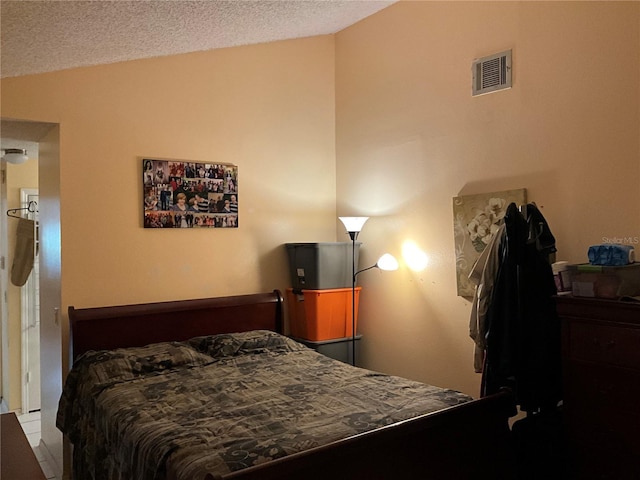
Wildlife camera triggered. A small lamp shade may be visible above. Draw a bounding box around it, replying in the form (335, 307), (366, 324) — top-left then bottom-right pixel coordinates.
(376, 253), (399, 271)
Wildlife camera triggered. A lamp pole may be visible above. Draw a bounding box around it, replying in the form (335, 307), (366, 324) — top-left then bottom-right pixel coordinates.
(350, 231), (357, 366)
(338, 217), (370, 367)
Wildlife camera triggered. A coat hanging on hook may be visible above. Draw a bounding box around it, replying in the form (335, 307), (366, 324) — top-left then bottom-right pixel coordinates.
(480, 202), (562, 413)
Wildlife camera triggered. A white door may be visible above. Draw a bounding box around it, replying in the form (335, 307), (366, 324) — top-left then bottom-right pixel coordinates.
(21, 189), (40, 413)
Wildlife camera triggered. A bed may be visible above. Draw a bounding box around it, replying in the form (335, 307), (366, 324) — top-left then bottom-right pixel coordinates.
(58, 290), (516, 480)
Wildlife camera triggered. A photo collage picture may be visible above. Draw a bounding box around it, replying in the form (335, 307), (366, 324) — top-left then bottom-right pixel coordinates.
(143, 158), (238, 228)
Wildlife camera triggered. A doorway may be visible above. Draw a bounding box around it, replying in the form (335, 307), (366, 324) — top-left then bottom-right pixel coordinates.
(1, 119), (63, 478)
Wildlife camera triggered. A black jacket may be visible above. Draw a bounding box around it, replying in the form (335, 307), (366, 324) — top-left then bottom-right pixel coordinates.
(482, 203), (562, 412)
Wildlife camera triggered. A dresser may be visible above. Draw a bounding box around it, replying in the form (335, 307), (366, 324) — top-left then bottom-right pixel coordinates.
(557, 296), (640, 479)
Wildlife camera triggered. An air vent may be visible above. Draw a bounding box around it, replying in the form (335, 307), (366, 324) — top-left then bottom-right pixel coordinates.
(472, 50), (512, 97)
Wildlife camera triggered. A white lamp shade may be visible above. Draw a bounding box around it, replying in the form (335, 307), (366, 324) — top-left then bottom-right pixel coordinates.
(339, 216), (369, 233)
(376, 253), (399, 271)
(2, 148), (28, 164)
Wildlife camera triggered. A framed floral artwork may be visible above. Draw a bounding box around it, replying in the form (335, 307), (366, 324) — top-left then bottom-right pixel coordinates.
(143, 158), (238, 228)
(452, 188), (526, 296)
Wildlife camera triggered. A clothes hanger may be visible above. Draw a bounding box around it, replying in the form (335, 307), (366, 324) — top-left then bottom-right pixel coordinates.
(6, 200), (38, 219)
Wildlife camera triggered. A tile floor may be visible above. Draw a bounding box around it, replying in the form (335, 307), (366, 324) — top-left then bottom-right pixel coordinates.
(17, 411), (58, 479)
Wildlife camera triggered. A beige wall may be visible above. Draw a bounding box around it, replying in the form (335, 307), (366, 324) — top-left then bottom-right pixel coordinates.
(335, 1), (640, 397)
(2, 34), (337, 311)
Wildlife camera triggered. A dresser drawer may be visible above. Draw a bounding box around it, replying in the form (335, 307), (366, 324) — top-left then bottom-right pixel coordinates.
(567, 321), (640, 369)
(564, 363), (640, 434)
(558, 297), (640, 480)
(564, 364), (640, 480)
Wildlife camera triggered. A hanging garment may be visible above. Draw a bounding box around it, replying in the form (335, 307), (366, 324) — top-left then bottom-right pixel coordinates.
(481, 203), (562, 413)
(469, 222), (505, 373)
(11, 218), (36, 287)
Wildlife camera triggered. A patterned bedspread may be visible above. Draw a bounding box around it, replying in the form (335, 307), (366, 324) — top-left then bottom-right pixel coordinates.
(57, 331), (472, 480)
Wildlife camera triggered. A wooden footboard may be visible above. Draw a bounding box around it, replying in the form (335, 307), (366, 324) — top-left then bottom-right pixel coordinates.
(207, 388), (516, 480)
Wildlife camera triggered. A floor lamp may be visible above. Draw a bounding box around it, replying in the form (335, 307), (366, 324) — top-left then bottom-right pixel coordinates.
(339, 217), (398, 366)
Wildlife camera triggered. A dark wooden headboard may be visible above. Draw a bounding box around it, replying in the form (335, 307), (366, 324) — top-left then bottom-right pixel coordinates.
(68, 290), (284, 361)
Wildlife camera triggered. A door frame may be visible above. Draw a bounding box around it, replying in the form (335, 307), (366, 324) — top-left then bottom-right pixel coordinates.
(0, 160), (8, 412)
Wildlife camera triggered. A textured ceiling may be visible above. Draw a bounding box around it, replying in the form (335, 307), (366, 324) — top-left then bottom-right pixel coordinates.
(0, 0), (396, 79)
(0, 118), (54, 154)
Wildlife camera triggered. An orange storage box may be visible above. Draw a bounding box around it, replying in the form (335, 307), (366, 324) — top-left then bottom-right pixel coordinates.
(286, 287), (361, 341)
